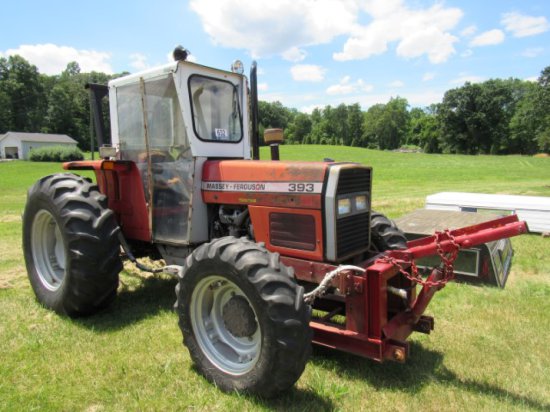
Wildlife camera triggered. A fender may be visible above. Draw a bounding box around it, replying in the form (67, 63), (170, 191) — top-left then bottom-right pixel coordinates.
(64, 160), (151, 241)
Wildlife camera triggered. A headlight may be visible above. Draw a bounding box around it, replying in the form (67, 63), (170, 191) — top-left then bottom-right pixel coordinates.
(338, 198), (351, 215)
(355, 195), (368, 211)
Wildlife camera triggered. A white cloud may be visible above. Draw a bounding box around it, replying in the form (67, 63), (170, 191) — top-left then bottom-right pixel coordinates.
(521, 47), (544, 58)
(190, 0), (463, 64)
(300, 104), (324, 114)
(257, 82), (269, 91)
(501, 12), (550, 37)
(450, 74), (485, 85)
(130, 53), (149, 71)
(389, 80), (404, 88)
(2, 43), (112, 74)
(190, 0), (358, 58)
(469, 29), (505, 47)
(525, 76), (538, 82)
(326, 76), (373, 95)
(330, 89), (445, 109)
(334, 1), (463, 64)
(282, 47), (307, 62)
(422, 72), (436, 81)
(460, 25), (477, 37)
(290, 64), (326, 82)
(186, 54), (198, 63)
(270, 89), (445, 112)
(259, 92), (286, 103)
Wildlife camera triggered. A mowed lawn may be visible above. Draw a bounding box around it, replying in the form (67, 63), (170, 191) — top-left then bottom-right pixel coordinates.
(0, 146), (549, 411)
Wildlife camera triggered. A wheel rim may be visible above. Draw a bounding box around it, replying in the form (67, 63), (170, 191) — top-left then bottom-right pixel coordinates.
(190, 275), (261, 375)
(31, 210), (66, 291)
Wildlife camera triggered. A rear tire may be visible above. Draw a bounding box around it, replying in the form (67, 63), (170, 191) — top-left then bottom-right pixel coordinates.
(175, 236), (311, 397)
(23, 173), (122, 317)
(370, 211), (408, 251)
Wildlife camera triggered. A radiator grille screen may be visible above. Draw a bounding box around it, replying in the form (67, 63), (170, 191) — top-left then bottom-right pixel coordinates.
(270, 213), (316, 251)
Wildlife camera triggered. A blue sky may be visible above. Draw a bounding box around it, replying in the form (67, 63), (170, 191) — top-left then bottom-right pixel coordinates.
(1, 0), (548, 112)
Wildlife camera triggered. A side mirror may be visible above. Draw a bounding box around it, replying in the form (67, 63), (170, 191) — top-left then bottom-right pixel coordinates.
(264, 129), (284, 161)
(263, 128), (284, 144)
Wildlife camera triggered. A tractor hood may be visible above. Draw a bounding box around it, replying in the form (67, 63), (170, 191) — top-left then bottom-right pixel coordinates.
(201, 160), (331, 209)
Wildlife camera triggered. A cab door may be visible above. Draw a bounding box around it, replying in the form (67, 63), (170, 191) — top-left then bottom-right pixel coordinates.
(116, 72), (192, 244)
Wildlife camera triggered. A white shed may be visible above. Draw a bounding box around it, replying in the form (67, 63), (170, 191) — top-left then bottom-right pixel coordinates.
(0, 132), (78, 160)
(425, 192), (550, 234)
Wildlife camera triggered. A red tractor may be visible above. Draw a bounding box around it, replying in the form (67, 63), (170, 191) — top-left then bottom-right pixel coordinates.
(22, 49), (527, 397)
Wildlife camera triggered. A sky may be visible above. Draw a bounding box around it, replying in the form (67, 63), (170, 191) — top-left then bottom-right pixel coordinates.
(0, 0), (549, 112)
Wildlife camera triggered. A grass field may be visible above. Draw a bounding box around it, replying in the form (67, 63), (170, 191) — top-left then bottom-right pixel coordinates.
(1, 146), (549, 411)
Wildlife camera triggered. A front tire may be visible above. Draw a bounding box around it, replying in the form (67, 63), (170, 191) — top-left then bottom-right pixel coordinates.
(23, 173), (122, 317)
(175, 237), (311, 397)
(370, 211), (408, 252)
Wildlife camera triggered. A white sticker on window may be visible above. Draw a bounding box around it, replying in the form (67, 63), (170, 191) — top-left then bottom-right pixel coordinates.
(215, 128), (229, 140)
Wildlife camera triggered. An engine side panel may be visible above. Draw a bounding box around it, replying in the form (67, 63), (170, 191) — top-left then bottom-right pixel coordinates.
(248, 206), (324, 261)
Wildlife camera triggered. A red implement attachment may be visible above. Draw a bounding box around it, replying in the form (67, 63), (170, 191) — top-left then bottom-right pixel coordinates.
(287, 215), (528, 363)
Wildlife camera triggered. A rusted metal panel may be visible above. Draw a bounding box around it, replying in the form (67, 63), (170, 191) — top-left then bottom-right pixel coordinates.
(203, 159), (329, 182)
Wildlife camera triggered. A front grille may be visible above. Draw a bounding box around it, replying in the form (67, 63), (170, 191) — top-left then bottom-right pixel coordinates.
(335, 167), (371, 260)
(336, 168), (371, 195)
(336, 214), (370, 257)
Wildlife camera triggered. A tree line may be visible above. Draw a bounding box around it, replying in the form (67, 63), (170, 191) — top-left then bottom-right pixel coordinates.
(1, 54), (548, 154)
(0, 55), (123, 150)
(261, 66), (550, 154)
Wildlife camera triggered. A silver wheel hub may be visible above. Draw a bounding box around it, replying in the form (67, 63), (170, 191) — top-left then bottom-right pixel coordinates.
(31, 210), (66, 291)
(190, 276), (261, 375)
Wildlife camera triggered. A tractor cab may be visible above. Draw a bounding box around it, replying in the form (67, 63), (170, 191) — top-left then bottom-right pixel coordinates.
(105, 58), (251, 244)
(109, 59), (251, 161)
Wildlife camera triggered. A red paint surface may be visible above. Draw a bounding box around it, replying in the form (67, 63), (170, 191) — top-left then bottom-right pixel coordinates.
(64, 160), (151, 241)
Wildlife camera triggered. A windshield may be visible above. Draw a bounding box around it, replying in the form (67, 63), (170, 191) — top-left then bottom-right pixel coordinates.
(189, 75), (242, 143)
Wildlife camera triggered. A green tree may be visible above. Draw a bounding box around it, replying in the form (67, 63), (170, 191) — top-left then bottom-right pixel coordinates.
(509, 82), (540, 154)
(363, 98), (409, 150)
(347, 103), (363, 147)
(286, 112), (311, 144)
(534, 66), (550, 152)
(407, 105), (441, 153)
(438, 78), (533, 154)
(0, 55), (46, 133)
(362, 103), (385, 148)
(333, 103), (349, 145)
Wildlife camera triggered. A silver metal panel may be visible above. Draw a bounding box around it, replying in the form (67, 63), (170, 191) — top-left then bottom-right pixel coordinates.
(188, 157), (209, 243)
(324, 166), (340, 262)
(426, 192), (550, 233)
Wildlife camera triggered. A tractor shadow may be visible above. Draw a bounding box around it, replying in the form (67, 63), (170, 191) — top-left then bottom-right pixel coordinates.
(75, 270), (178, 332)
(310, 344), (549, 411)
(246, 387), (335, 412)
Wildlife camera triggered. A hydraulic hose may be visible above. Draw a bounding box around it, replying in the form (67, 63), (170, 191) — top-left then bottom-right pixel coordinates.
(117, 231), (164, 274)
